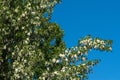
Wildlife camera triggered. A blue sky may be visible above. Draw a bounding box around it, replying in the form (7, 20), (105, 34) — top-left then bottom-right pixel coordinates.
(52, 0), (120, 80)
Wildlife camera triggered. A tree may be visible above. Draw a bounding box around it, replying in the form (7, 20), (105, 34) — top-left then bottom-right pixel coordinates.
(0, 0), (112, 80)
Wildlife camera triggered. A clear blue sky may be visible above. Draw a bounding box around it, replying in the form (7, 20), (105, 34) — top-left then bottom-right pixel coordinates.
(52, 0), (120, 80)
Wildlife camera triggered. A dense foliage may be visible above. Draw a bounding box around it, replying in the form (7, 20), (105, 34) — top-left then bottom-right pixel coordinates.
(0, 0), (112, 80)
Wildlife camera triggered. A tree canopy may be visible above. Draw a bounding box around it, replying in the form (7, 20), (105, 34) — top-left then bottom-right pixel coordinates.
(0, 0), (112, 80)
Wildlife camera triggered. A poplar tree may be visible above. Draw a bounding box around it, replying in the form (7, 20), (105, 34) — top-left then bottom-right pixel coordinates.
(0, 0), (112, 80)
